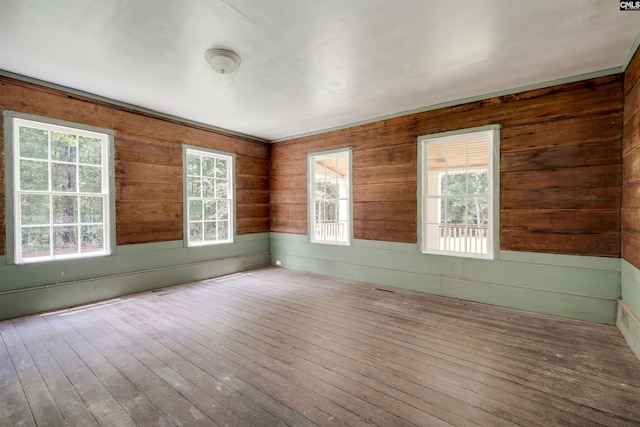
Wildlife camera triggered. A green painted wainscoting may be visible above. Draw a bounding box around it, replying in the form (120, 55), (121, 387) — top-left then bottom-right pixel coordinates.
(620, 260), (640, 359)
(0, 232), (270, 321)
(270, 232), (621, 325)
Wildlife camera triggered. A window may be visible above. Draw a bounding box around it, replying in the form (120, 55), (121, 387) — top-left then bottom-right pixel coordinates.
(185, 147), (234, 246)
(308, 149), (351, 245)
(11, 117), (112, 264)
(419, 126), (498, 259)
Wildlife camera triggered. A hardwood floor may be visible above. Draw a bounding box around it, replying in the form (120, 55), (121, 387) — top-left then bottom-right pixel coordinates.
(1, 267), (639, 426)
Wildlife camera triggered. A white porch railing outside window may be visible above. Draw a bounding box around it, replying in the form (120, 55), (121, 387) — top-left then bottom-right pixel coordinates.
(438, 224), (488, 254)
(314, 221), (348, 243)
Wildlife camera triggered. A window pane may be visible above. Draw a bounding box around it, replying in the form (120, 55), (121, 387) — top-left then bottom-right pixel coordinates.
(187, 176), (201, 198)
(325, 181), (339, 198)
(187, 154), (200, 175)
(52, 163), (77, 192)
(325, 200), (338, 221)
(467, 197), (489, 226)
(22, 227), (50, 258)
(79, 136), (102, 165)
(21, 194), (50, 225)
(215, 179), (228, 198)
(190, 200), (203, 221)
(20, 160), (49, 191)
(444, 197), (466, 224)
(202, 157), (215, 177)
(204, 222), (217, 241)
(51, 131), (77, 162)
(217, 200), (228, 220)
(52, 195), (77, 224)
(216, 158), (228, 178)
(53, 226), (77, 255)
(79, 165), (102, 192)
(468, 171), (488, 194)
(202, 178), (215, 198)
(443, 173), (467, 195)
(80, 196), (103, 223)
(19, 127), (49, 159)
(81, 225), (104, 253)
(204, 201), (216, 220)
(189, 222), (203, 242)
(218, 221), (229, 240)
(314, 177), (325, 198)
(426, 142), (446, 171)
(315, 200), (323, 222)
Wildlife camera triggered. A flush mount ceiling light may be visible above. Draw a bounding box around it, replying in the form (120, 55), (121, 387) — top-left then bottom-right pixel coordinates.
(205, 48), (241, 74)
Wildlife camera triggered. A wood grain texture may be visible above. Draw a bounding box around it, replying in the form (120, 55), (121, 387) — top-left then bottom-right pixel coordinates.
(625, 78), (640, 126)
(0, 76), (270, 251)
(626, 46), (640, 97)
(623, 45), (640, 268)
(2, 267), (639, 426)
(622, 231), (640, 270)
(271, 74), (624, 256)
(500, 187), (621, 210)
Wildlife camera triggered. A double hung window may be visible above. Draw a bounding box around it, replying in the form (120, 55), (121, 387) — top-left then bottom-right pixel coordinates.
(308, 149), (351, 245)
(185, 147), (234, 246)
(11, 117), (112, 264)
(420, 127), (498, 259)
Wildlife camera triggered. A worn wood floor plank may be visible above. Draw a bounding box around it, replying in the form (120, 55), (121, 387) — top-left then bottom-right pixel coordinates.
(126, 288), (456, 427)
(190, 279), (582, 426)
(124, 289), (430, 427)
(10, 318), (101, 427)
(117, 300), (372, 425)
(253, 269), (640, 381)
(0, 326), (36, 427)
(1, 266), (640, 427)
(58, 306), (222, 427)
(2, 322), (66, 427)
(208, 272), (640, 423)
(42, 313), (180, 426)
(188, 276), (605, 427)
(156, 279), (521, 426)
(115, 301), (369, 427)
(86, 308), (285, 427)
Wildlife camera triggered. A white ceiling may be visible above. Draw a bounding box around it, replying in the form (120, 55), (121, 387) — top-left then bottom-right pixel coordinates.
(1, 1), (640, 142)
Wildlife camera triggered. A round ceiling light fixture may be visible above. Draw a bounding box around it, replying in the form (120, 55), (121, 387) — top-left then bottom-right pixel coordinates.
(205, 48), (241, 74)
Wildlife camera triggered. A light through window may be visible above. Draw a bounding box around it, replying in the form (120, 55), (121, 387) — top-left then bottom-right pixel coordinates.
(308, 149), (351, 245)
(185, 148), (234, 246)
(12, 118), (111, 264)
(420, 127), (497, 259)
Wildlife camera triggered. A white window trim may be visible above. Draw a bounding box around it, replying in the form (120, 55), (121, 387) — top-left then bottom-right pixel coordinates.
(308, 148), (352, 246)
(7, 113), (114, 265)
(183, 146), (235, 247)
(418, 125), (500, 260)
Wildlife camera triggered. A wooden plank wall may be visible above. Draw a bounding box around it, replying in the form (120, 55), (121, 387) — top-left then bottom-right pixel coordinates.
(271, 75), (624, 257)
(0, 76), (270, 254)
(623, 46), (640, 268)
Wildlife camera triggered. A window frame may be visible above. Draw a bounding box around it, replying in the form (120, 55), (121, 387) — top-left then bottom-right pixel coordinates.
(5, 111), (115, 265)
(418, 125), (500, 260)
(307, 148), (352, 246)
(183, 145), (235, 247)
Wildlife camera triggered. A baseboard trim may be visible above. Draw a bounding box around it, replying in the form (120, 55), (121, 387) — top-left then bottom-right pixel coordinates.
(0, 252), (269, 321)
(270, 232), (620, 324)
(617, 299), (640, 361)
